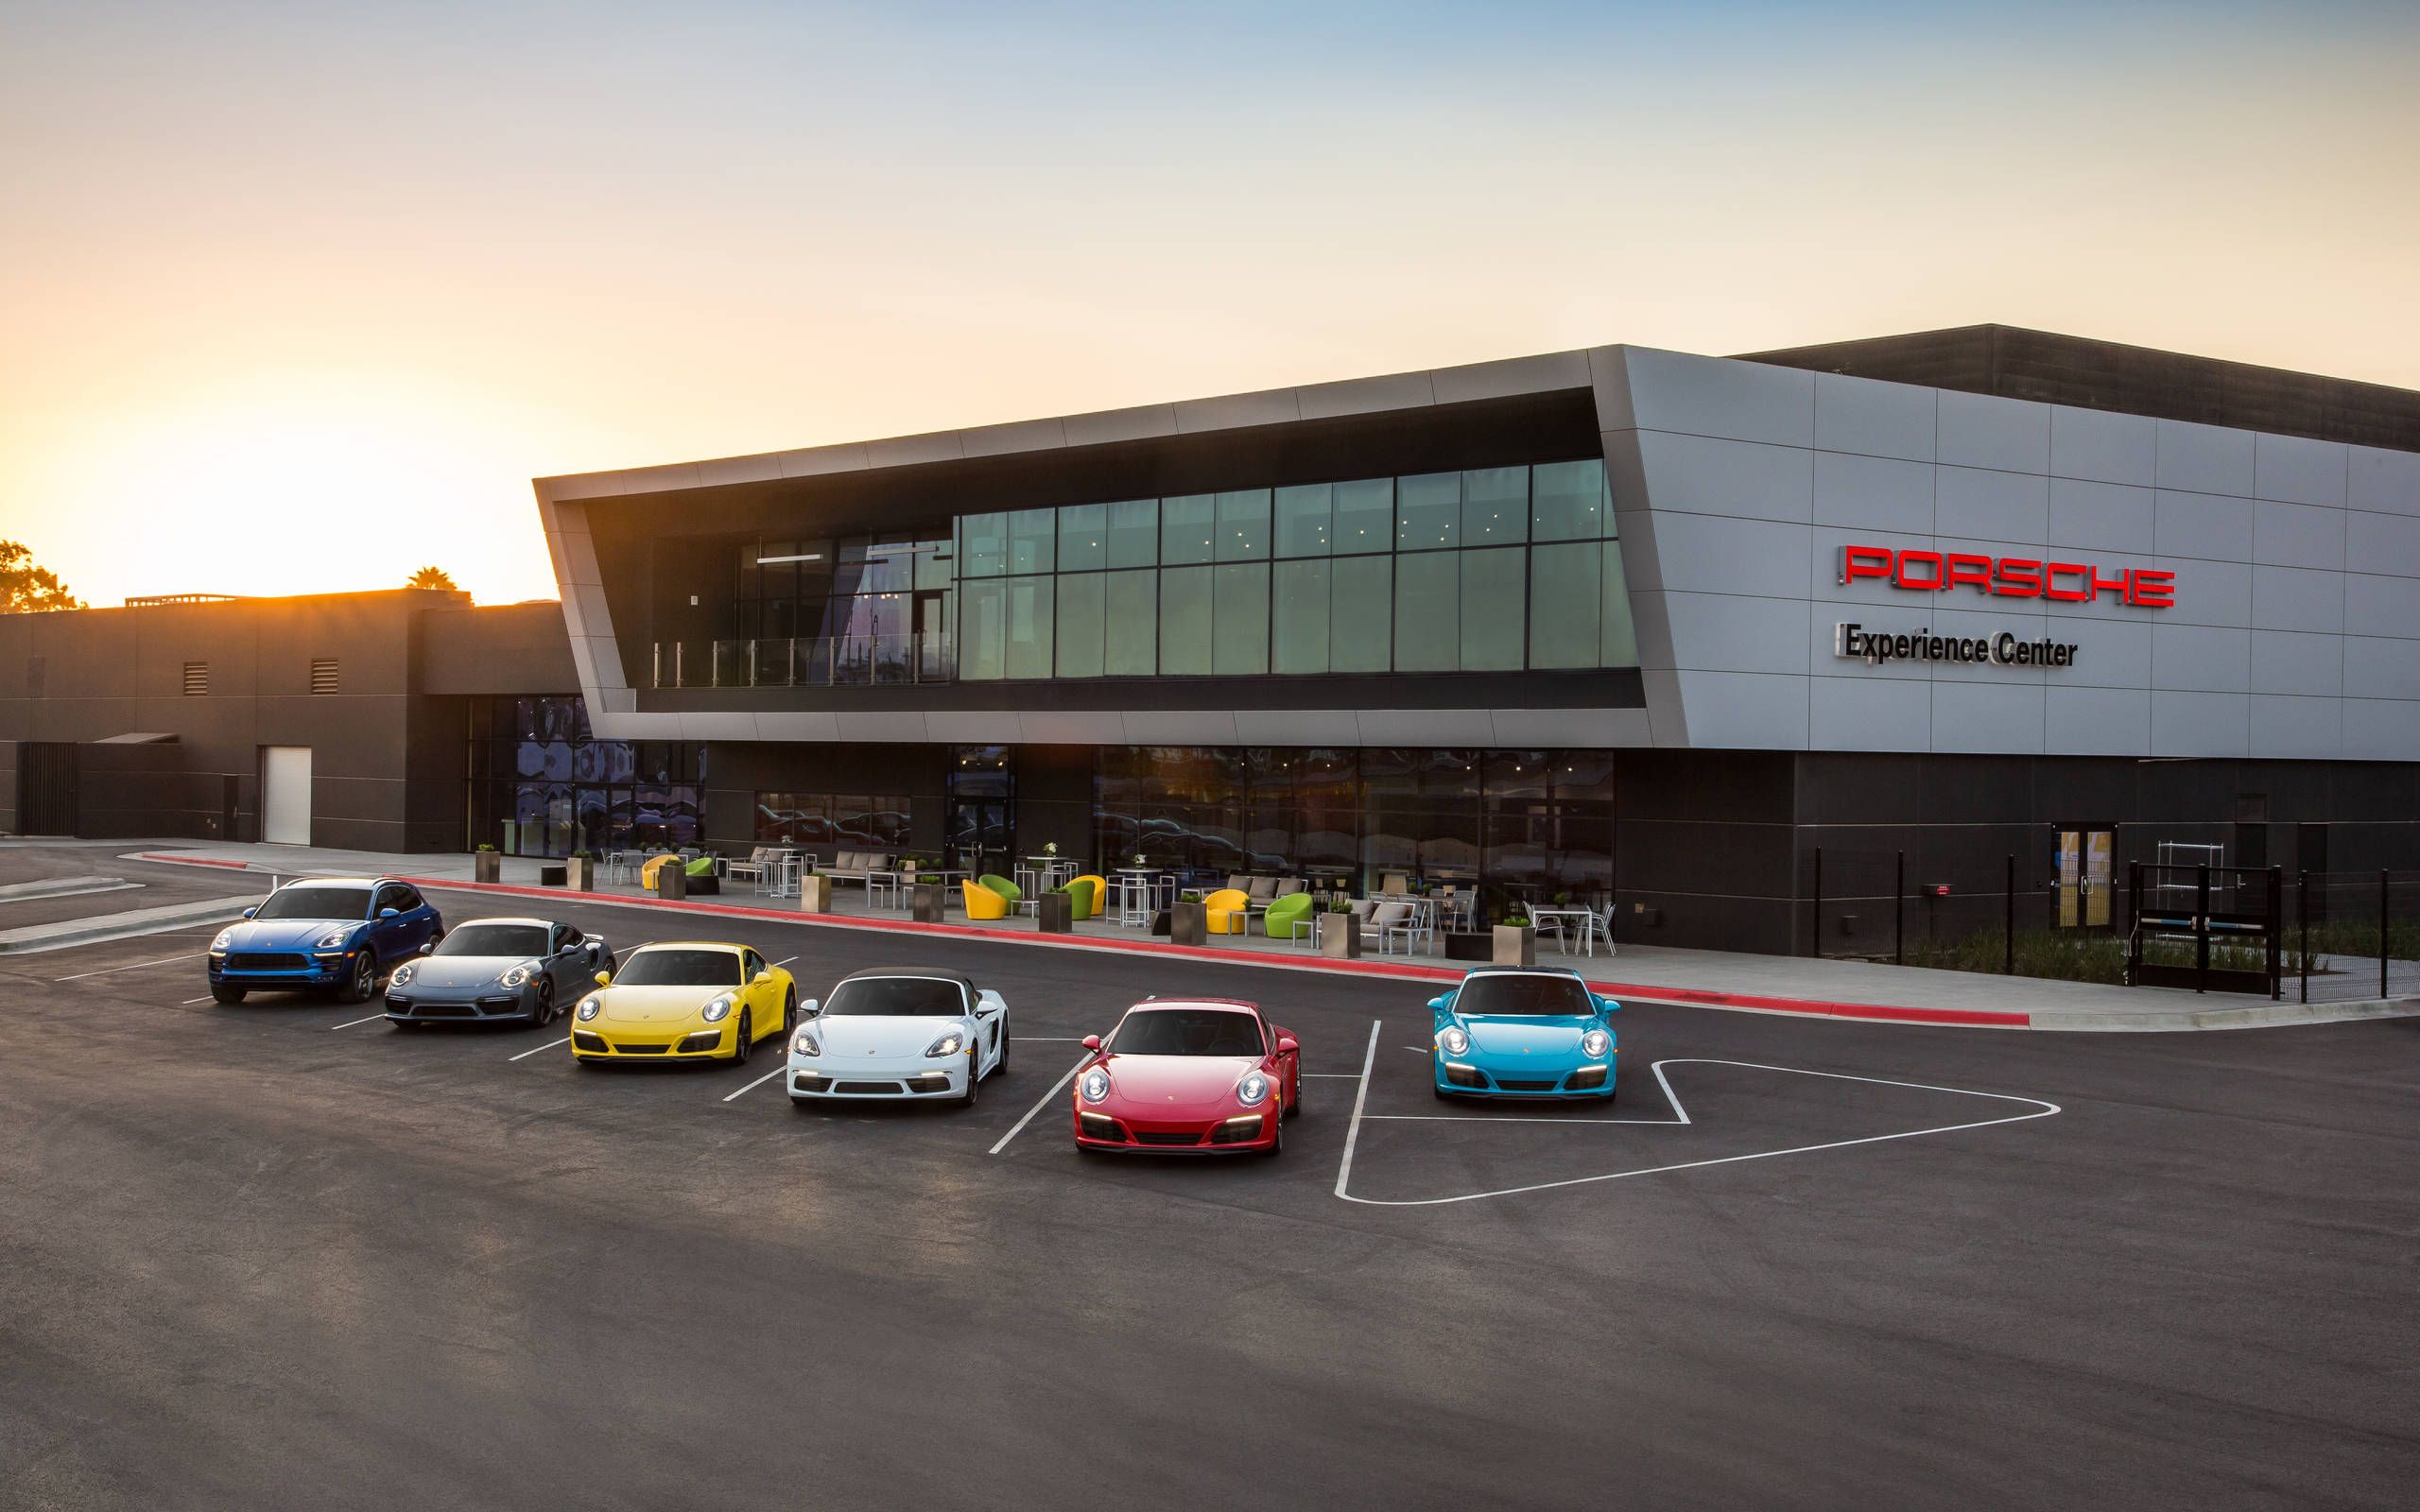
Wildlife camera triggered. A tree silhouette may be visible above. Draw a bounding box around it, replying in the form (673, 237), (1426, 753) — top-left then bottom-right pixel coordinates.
(0, 541), (83, 612)
(406, 566), (458, 592)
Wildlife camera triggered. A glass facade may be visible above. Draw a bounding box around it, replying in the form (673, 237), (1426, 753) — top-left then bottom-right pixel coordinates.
(1094, 746), (1615, 903)
(465, 696), (707, 857)
(755, 793), (912, 851)
(954, 456), (1631, 681)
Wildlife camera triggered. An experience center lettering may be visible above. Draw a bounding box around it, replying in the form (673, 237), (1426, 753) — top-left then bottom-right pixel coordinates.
(1834, 623), (2077, 668)
(1840, 544), (2173, 609)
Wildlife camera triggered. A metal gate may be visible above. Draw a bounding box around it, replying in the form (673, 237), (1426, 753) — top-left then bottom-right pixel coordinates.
(16, 743), (78, 834)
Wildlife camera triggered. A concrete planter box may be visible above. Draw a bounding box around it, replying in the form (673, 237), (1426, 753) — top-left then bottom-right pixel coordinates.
(658, 865), (687, 902)
(797, 874), (832, 914)
(563, 857), (593, 891)
(1320, 912), (1361, 959)
(911, 882), (946, 924)
(1169, 900), (1206, 947)
(1493, 924), (1536, 968)
(473, 850), (502, 885)
(1035, 892), (1073, 934)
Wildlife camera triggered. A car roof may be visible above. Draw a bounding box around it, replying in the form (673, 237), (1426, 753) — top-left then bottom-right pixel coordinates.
(451, 916), (552, 928)
(628, 940), (745, 954)
(1123, 997), (1261, 1016)
(838, 967), (976, 995)
(1457, 966), (1589, 983)
(276, 876), (375, 888)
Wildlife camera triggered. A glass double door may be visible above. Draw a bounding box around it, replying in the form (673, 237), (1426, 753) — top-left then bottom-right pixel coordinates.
(2055, 826), (2114, 928)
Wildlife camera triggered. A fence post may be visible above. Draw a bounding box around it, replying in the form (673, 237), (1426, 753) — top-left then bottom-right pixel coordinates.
(1810, 847), (1823, 959)
(1894, 850), (1905, 967)
(2266, 866), (2281, 1002)
(2004, 853), (2015, 974)
(2299, 868), (2309, 1005)
(2194, 863), (2210, 995)
(2384, 868), (2393, 1002)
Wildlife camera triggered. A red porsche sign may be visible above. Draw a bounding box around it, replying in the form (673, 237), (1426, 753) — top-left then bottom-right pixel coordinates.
(1840, 544), (2172, 610)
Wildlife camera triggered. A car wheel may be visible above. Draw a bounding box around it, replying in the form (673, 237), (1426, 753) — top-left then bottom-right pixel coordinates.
(210, 983), (246, 1005)
(390, 1017), (422, 1032)
(532, 980), (556, 1028)
(779, 989), (794, 1035)
(958, 1053), (979, 1107)
(1285, 1069), (1302, 1120)
(1260, 1112), (1284, 1158)
(732, 1009), (752, 1066)
(1431, 1052), (1451, 1100)
(342, 952), (377, 1004)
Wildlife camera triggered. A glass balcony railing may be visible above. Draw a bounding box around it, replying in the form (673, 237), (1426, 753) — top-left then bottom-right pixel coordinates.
(650, 634), (954, 689)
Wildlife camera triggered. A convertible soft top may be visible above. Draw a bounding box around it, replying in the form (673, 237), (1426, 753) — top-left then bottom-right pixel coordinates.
(838, 966), (981, 1000)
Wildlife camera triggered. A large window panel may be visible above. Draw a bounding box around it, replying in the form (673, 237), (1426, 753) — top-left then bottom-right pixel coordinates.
(1528, 542), (1602, 669)
(959, 578), (1006, 679)
(1459, 547), (1526, 671)
(1601, 540), (1640, 666)
(1333, 478), (1392, 556)
(1461, 467), (1529, 547)
(1533, 458), (1609, 541)
(1004, 576), (1054, 679)
(1159, 565), (1213, 675)
(1396, 472), (1460, 552)
(1103, 569), (1156, 676)
(1215, 490), (1270, 561)
(1272, 559), (1330, 675)
(1392, 551), (1460, 671)
(1162, 494), (1216, 565)
(1058, 503), (1108, 572)
(1056, 571), (1104, 678)
(1105, 499), (1158, 569)
(1006, 509), (1055, 576)
(1274, 484), (1331, 558)
(959, 514), (1008, 578)
(1329, 555), (1392, 673)
(1212, 562), (1270, 675)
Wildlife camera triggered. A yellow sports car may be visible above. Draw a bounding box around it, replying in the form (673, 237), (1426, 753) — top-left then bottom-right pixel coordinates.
(569, 940), (794, 1066)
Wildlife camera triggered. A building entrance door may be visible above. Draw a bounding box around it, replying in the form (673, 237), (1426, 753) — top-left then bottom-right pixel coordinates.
(16, 743), (78, 834)
(2054, 825), (2114, 928)
(261, 746), (313, 845)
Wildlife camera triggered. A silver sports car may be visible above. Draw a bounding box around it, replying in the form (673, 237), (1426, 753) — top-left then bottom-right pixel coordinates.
(382, 917), (614, 1029)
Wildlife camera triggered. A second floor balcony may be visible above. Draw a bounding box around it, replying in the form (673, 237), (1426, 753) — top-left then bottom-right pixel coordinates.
(651, 633), (954, 690)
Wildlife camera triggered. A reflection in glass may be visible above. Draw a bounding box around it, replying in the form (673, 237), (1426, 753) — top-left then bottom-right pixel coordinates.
(1161, 495), (1216, 565)
(1273, 484), (1330, 558)
(1212, 562), (1269, 676)
(1531, 458), (1609, 541)
(1392, 552), (1459, 671)
(1461, 467), (1528, 547)
(1329, 555), (1391, 673)
(1459, 547), (1525, 671)
(1272, 559), (1329, 675)
(1332, 478), (1392, 556)
(1396, 472), (1460, 552)
(1159, 566), (1212, 675)
(1056, 572), (1104, 679)
(1214, 490), (1270, 561)
(1104, 570), (1156, 676)
(1528, 542), (1601, 669)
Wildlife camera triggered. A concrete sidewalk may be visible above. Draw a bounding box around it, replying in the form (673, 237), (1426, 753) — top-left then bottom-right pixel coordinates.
(115, 840), (2420, 1033)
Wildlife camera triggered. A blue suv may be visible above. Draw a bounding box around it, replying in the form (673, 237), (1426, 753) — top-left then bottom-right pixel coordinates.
(207, 877), (444, 1005)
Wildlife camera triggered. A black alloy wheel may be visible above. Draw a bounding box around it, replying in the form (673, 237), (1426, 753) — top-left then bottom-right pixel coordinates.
(532, 979), (556, 1028)
(732, 1009), (752, 1066)
(210, 983), (246, 1005)
(342, 953), (377, 1005)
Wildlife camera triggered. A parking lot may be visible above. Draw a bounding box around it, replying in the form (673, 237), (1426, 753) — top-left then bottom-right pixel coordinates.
(4, 868), (2417, 1510)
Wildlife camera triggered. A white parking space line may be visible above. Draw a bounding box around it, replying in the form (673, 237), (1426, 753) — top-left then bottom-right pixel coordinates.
(328, 1014), (389, 1031)
(770, 955), (798, 967)
(509, 1036), (569, 1061)
(1368, 1060), (1690, 1125)
(1012, 1036), (1085, 1041)
(1302, 1072), (1362, 1078)
(53, 952), (200, 982)
(1332, 1019), (1381, 1200)
(988, 1056), (1088, 1156)
(723, 1065), (790, 1103)
(179, 995), (214, 1005)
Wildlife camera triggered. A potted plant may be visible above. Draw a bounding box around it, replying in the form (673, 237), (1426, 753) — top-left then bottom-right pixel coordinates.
(473, 842), (501, 884)
(564, 850), (596, 891)
(798, 867), (832, 914)
(1493, 903), (1536, 968)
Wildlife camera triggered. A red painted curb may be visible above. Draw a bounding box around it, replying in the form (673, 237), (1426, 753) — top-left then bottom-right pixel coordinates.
(130, 853), (2030, 1029)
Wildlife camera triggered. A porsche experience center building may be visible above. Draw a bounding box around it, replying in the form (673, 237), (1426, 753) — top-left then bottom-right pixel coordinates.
(9, 326), (2420, 956)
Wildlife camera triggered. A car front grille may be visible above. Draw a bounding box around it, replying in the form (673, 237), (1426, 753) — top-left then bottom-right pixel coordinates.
(227, 953), (308, 971)
(832, 1080), (906, 1094)
(1132, 1130), (1202, 1147)
(1494, 1078), (1559, 1092)
(617, 1042), (670, 1056)
(412, 1003), (476, 1019)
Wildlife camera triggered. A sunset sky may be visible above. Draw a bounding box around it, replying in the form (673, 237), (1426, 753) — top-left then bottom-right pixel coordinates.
(4, 1), (2414, 609)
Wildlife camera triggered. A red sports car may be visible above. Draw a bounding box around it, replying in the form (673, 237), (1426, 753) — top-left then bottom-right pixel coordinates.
(1071, 999), (1302, 1157)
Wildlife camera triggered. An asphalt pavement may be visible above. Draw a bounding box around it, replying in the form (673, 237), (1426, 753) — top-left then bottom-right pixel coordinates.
(1, 880), (2415, 1510)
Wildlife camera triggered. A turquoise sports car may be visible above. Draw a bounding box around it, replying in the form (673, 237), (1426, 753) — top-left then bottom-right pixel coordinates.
(1429, 967), (1619, 1100)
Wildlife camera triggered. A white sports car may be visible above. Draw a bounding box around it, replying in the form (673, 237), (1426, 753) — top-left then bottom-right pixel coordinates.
(786, 967), (1009, 1106)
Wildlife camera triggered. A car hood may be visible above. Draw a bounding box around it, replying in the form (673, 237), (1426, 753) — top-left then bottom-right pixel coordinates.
(598, 985), (729, 1023)
(225, 918), (359, 951)
(401, 956), (524, 992)
(809, 1014), (965, 1059)
(1461, 1015), (1596, 1057)
(1100, 1054), (1259, 1110)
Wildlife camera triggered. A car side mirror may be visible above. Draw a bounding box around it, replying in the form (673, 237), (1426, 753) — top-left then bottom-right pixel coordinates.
(752, 970), (772, 985)
(379, 907), (400, 919)
(418, 940), (435, 956)
(1275, 1034), (1299, 1055)
(1080, 1034), (1103, 1052)
(798, 998), (821, 1019)
(1596, 994), (1619, 1013)
(594, 971), (612, 987)
(1426, 994), (1449, 1012)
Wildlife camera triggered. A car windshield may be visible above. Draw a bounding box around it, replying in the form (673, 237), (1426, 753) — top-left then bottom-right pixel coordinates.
(614, 949), (741, 987)
(1111, 1007), (1264, 1057)
(252, 885), (371, 921)
(436, 923), (547, 959)
(822, 978), (965, 1017)
(1455, 974), (1597, 1018)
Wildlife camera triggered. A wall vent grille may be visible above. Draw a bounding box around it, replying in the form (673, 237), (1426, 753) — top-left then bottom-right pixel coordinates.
(309, 658), (339, 695)
(182, 662), (209, 696)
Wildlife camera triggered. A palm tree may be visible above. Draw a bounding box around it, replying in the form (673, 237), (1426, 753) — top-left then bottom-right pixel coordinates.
(406, 566), (458, 592)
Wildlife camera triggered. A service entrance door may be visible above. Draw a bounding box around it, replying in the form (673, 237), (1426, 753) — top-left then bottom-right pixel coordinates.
(261, 746), (313, 845)
(2054, 826), (2114, 928)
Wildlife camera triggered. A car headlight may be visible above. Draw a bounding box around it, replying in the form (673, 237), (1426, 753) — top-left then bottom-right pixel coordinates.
(791, 1028), (821, 1057)
(315, 928), (354, 951)
(389, 964), (414, 988)
(1582, 1029), (1611, 1057)
(700, 995), (734, 1022)
(1235, 1070), (1272, 1108)
(1079, 1068), (1111, 1103)
(576, 996), (602, 1021)
(925, 1030), (964, 1058)
(1438, 1026), (1471, 1057)
(499, 961), (536, 988)
(210, 929), (234, 954)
